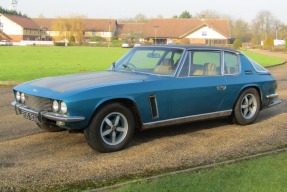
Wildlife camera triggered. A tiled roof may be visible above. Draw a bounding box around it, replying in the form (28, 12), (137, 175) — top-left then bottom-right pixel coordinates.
(2, 13), (39, 29)
(145, 19), (231, 38)
(84, 19), (117, 31)
(32, 18), (117, 31)
(32, 18), (54, 29)
(116, 23), (148, 37)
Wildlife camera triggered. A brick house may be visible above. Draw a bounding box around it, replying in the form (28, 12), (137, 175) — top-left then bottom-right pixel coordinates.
(32, 18), (117, 42)
(1, 14), (231, 45)
(0, 13), (40, 41)
(117, 19), (231, 45)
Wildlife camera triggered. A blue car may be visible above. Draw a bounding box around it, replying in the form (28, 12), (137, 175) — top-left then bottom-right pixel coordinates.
(12, 45), (281, 152)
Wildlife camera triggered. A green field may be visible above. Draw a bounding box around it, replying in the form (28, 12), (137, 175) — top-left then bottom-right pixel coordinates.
(0, 46), (283, 83)
(0, 46), (129, 82)
(241, 50), (284, 66)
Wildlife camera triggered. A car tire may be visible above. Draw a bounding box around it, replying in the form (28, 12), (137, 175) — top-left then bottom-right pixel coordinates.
(37, 123), (66, 132)
(84, 102), (135, 153)
(232, 88), (261, 125)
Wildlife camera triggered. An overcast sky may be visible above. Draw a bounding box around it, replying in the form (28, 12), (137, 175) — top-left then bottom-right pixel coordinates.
(1, 0), (286, 23)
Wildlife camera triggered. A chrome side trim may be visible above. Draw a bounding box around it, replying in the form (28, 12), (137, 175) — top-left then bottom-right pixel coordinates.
(142, 110), (232, 129)
(12, 101), (85, 123)
(266, 93), (279, 99)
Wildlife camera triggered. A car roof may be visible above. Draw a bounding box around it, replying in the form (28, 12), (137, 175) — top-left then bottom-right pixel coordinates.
(139, 44), (240, 54)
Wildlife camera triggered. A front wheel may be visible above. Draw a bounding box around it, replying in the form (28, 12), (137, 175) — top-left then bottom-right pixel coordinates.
(232, 88), (261, 125)
(84, 103), (135, 153)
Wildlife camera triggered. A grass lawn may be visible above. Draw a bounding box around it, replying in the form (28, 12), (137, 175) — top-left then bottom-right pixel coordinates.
(110, 150), (287, 192)
(0, 46), (129, 82)
(0, 46), (284, 82)
(241, 50), (284, 67)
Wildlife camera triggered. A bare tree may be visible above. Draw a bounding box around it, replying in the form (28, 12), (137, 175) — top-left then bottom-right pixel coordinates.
(69, 16), (85, 42)
(231, 19), (252, 42)
(51, 18), (68, 41)
(118, 14), (149, 23)
(195, 9), (230, 19)
(52, 16), (85, 42)
(251, 10), (275, 40)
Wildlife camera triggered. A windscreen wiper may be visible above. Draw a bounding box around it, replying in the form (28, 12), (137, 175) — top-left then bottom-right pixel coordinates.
(122, 64), (136, 72)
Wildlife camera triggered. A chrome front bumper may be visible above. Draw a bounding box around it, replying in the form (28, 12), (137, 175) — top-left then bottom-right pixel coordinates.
(11, 101), (85, 123)
(265, 93), (281, 109)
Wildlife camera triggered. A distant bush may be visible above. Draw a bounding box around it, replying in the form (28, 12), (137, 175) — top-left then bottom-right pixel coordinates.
(233, 38), (242, 49)
(251, 38), (261, 46)
(285, 37), (287, 50)
(264, 37), (274, 50)
(253, 45), (263, 49)
(54, 42), (66, 46)
(69, 36), (75, 43)
(111, 40), (123, 47)
(90, 36), (106, 42)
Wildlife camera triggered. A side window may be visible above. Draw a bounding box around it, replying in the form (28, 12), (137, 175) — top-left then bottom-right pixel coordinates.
(224, 52), (239, 75)
(190, 51), (221, 76)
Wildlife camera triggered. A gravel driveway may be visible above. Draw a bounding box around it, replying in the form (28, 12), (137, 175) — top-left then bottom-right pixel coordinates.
(1, 50), (287, 191)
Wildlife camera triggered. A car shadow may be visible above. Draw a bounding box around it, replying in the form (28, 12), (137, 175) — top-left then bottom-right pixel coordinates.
(131, 118), (230, 147)
(129, 100), (287, 149)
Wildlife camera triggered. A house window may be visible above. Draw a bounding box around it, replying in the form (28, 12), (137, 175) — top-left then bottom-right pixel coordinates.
(102, 32), (111, 37)
(202, 31), (207, 36)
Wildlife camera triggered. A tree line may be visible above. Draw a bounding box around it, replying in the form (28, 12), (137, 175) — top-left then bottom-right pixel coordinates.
(0, 6), (28, 18)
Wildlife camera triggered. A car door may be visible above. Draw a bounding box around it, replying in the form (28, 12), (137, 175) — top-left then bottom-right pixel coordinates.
(218, 51), (243, 111)
(170, 50), (227, 118)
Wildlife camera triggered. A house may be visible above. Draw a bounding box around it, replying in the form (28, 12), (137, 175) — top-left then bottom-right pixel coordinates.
(117, 19), (231, 45)
(147, 19), (231, 45)
(0, 14), (231, 45)
(83, 19), (117, 41)
(116, 23), (147, 42)
(0, 13), (40, 41)
(32, 18), (117, 42)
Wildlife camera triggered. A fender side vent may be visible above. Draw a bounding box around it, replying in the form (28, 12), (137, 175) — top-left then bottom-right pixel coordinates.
(149, 95), (159, 119)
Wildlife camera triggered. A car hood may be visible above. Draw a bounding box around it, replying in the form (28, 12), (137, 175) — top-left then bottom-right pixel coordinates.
(22, 71), (149, 93)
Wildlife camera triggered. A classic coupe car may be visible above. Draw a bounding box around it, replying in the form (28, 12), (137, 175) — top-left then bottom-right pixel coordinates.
(12, 45), (281, 152)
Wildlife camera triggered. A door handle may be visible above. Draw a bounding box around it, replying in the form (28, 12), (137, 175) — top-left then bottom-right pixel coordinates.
(217, 86), (226, 91)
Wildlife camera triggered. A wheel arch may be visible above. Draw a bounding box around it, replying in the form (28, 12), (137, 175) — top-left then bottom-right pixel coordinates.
(89, 98), (143, 131)
(233, 85), (262, 110)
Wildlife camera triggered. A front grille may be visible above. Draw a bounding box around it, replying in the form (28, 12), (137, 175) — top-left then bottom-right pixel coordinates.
(25, 94), (51, 112)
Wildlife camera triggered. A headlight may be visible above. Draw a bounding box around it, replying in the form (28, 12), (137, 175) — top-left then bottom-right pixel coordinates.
(60, 101), (67, 114)
(20, 93), (25, 103)
(16, 92), (21, 102)
(52, 100), (59, 112)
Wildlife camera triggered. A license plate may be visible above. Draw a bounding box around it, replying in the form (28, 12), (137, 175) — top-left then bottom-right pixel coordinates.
(21, 111), (41, 124)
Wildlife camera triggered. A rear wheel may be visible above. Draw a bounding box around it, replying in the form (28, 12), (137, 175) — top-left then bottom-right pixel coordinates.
(232, 88), (260, 125)
(84, 102), (135, 152)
